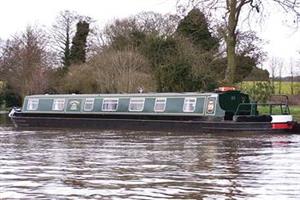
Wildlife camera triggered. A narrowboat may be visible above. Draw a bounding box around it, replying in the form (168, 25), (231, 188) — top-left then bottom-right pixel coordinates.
(8, 88), (299, 133)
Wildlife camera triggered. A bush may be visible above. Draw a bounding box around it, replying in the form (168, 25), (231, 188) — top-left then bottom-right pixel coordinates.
(0, 86), (22, 108)
(241, 81), (274, 103)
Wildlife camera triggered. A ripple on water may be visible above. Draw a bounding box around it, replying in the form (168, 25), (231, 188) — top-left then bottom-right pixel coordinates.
(0, 128), (300, 199)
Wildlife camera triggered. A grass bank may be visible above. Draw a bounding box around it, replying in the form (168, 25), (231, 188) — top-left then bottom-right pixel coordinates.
(240, 81), (300, 95)
(258, 105), (300, 121)
(289, 106), (300, 121)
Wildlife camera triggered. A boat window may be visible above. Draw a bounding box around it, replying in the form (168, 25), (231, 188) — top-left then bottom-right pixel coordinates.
(84, 98), (95, 111)
(52, 98), (65, 111)
(102, 98), (118, 111)
(129, 98), (145, 112)
(27, 98), (39, 111)
(183, 97), (196, 112)
(154, 98), (166, 112)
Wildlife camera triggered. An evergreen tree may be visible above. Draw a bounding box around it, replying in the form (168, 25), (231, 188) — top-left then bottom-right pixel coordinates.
(142, 36), (178, 91)
(63, 34), (71, 67)
(70, 21), (90, 65)
(176, 8), (218, 51)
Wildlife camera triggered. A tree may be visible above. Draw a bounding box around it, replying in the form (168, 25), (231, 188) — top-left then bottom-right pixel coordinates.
(142, 34), (220, 92)
(51, 10), (78, 68)
(102, 15), (194, 92)
(102, 12), (180, 51)
(278, 59), (284, 94)
(69, 21), (90, 65)
(176, 8), (218, 51)
(289, 58), (296, 95)
(236, 31), (266, 65)
(269, 57), (277, 92)
(142, 35), (178, 91)
(243, 66), (270, 81)
(134, 12), (180, 37)
(63, 49), (154, 93)
(103, 18), (147, 50)
(269, 57), (284, 94)
(177, 0), (300, 84)
(0, 26), (51, 99)
(1, 84), (22, 107)
(210, 54), (257, 82)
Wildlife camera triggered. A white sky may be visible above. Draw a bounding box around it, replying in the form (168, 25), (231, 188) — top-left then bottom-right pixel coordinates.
(0, 0), (300, 76)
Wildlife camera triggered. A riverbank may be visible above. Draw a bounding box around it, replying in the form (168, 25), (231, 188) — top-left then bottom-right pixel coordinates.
(259, 105), (300, 121)
(290, 106), (300, 121)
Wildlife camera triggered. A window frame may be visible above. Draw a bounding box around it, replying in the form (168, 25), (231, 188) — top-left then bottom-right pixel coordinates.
(154, 97), (167, 112)
(183, 97), (197, 113)
(52, 98), (65, 111)
(83, 98), (95, 111)
(102, 98), (119, 112)
(128, 98), (145, 112)
(27, 98), (39, 111)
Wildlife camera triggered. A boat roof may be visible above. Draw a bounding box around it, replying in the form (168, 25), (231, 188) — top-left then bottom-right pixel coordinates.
(26, 92), (220, 98)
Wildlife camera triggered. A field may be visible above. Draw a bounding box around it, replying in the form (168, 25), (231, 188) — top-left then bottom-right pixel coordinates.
(290, 106), (300, 121)
(240, 81), (300, 95)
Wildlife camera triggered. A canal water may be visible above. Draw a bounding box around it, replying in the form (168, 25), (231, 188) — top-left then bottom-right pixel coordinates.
(1, 114), (300, 199)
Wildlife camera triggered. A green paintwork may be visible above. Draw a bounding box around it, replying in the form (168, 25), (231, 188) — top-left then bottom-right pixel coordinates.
(218, 91), (250, 114)
(21, 91), (250, 117)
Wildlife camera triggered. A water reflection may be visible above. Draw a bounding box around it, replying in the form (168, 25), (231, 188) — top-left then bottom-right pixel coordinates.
(0, 113), (9, 125)
(0, 121), (300, 199)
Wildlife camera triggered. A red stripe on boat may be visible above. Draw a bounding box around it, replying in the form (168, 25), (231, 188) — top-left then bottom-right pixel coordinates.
(272, 123), (294, 130)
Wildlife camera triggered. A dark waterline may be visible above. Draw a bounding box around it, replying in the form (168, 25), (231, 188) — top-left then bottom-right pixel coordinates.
(1, 115), (300, 199)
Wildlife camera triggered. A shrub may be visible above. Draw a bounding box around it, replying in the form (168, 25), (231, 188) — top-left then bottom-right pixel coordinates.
(241, 81), (274, 103)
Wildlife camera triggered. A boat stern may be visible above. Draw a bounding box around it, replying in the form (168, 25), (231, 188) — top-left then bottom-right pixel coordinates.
(271, 115), (296, 130)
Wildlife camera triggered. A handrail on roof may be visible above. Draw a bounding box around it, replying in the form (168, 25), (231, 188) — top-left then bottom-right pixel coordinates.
(268, 94), (289, 105)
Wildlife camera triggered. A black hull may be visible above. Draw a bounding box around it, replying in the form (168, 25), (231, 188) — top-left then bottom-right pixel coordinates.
(10, 115), (298, 134)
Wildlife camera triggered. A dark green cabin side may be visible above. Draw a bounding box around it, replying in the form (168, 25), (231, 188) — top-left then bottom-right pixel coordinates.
(21, 91), (250, 120)
(218, 91), (251, 120)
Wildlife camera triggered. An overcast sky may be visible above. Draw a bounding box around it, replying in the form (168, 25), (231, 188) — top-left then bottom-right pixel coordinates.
(1, 0), (300, 76)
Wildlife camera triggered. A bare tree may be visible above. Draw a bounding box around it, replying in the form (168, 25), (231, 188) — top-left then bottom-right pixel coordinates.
(177, 0), (300, 84)
(0, 26), (51, 99)
(102, 12), (181, 50)
(270, 57), (277, 83)
(236, 31), (266, 64)
(103, 18), (142, 49)
(63, 48), (155, 93)
(92, 49), (154, 93)
(270, 57), (284, 94)
(278, 59), (284, 94)
(51, 10), (78, 68)
(134, 12), (181, 37)
(289, 58), (295, 95)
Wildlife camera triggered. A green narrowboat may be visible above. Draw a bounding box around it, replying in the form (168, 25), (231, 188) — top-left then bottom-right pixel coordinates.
(9, 89), (299, 133)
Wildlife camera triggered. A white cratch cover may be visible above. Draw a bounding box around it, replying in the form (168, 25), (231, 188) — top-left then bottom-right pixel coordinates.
(271, 115), (293, 123)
